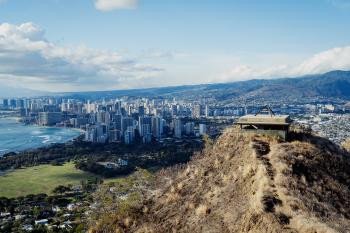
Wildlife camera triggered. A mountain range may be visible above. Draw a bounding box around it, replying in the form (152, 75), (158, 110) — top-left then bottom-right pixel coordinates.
(2, 70), (350, 101)
(64, 70), (350, 102)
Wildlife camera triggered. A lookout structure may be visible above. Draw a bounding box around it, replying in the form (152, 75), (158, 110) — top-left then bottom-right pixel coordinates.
(236, 106), (292, 140)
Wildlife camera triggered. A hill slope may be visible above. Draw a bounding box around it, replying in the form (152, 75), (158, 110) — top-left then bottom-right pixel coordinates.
(90, 128), (350, 233)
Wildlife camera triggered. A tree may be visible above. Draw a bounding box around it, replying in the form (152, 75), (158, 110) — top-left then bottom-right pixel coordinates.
(33, 206), (41, 219)
(53, 185), (71, 194)
(74, 223), (85, 233)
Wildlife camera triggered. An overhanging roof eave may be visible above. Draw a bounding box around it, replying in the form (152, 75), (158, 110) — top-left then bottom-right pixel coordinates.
(236, 122), (291, 126)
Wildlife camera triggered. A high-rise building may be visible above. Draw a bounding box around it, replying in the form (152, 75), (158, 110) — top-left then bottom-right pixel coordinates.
(44, 104), (60, 112)
(96, 111), (106, 123)
(71, 117), (87, 128)
(86, 101), (97, 113)
(48, 98), (56, 105)
(205, 105), (210, 117)
(114, 114), (123, 131)
(122, 117), (134, 135)
(124, 126), (135, 144)
(174, 118), (182, 138)
(10, 99), (16, 109)
(128, 105), (133, 116)
(61, 103), (68, 112)
(138, 106), (145, 116)
(109, 129), (121, 142)
(139, 116), (152, 143)
(2, 99), (8, 109)
(85, 123), (108, 143)
(38, 112), (62, 126)
(114, 100), (122, 113)
(105, 111), (111, 124)
(15, 99), (24, 109)
(193, 104), (201, 118)
(85, 125), (97, 142)
(139, 116), (152, 137)
(152, 116), (163, 139)
(73, 103), (83, 114)
(171, 105), (177, 116)
(96, 123), (108, 143)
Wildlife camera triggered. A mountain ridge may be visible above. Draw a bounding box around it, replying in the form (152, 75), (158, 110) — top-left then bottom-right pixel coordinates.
(2, 70), (350, 100)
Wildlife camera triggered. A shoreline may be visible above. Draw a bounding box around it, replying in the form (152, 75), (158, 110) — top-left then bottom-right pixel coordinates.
(0, 118), (83, 157)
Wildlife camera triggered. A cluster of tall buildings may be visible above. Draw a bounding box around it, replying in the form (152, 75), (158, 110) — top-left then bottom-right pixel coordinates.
(0, 97), (215, 144)
(84, 112), (166, 144)
(81, 100), (169, 144)
(0, 98), (24, 110)
(0, 97), (252, 120)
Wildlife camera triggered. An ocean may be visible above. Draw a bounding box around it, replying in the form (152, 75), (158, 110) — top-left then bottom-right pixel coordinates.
(0, 118), (82, 156)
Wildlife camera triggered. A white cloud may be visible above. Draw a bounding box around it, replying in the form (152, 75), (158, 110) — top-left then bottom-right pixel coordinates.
(219, 64), (291, 83)
(219, 46), (350, 83)
(94, 0), (138, 11)
(0, 22), (163, 91)
(293, 46), (350, 75)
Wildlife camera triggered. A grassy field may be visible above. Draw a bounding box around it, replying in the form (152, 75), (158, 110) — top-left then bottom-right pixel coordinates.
(0, 162), (98, 198)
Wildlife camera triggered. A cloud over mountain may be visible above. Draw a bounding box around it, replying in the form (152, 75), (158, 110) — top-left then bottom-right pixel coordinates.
(295, 46), (350, 75)
(220, 46), (350, 82)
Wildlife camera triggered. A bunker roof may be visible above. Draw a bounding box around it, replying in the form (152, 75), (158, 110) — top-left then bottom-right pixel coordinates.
(236, 114), (292, 126)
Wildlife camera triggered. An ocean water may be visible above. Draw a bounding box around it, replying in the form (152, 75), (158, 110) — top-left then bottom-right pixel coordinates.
(0, 118), (82, 156)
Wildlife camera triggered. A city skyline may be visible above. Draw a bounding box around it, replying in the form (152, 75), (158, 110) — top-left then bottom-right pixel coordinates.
(1, 0), (350, 92)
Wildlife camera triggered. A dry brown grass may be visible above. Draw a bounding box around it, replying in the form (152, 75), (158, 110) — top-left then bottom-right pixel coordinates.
(195, 204), (209, 216)
(91, 126), (350, 233)
(341, 138), (350, 153)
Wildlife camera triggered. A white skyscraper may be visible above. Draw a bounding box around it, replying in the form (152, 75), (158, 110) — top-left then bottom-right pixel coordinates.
(205, 105), (210, 117)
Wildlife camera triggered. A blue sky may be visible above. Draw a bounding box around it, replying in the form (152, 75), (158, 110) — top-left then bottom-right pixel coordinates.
(0, 0), (350, 92)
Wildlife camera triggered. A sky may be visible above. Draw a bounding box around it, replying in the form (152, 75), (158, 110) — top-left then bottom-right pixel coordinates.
(1, 0), (350, 92)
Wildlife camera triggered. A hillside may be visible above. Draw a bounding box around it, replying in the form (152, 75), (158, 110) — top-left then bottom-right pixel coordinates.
(89, 127), (350, 233)
(65, 70), (350, 102)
